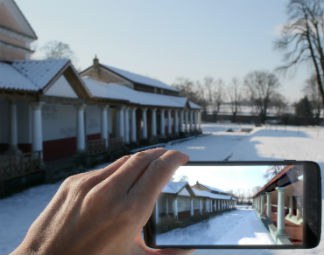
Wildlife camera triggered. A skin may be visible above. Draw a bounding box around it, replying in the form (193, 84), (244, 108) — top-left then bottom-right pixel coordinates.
(12, 148), (192, 255)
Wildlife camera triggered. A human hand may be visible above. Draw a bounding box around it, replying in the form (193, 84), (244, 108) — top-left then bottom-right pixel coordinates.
(12, 148), (191, 255)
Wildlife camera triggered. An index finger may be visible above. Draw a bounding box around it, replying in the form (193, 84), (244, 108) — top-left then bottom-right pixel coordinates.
(129, 150), (188, 210)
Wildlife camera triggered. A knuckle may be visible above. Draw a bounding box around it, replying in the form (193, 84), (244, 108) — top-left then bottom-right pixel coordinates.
(132, 151), (148, 161)
(61, 175), (78, 188)
(149, 158), (168, 171)
(62, 174), (95, 193)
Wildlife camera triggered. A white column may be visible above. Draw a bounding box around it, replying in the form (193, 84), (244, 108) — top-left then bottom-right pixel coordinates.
(190, 199), (194, 216)
(266, 192), (271, 218)
(185, 110), (189, 133)
(174, 110), (179, 135)
(118, 107), (125, 141)
(288, 196), (293, 216)
(173, 198), (178, 219)
(131, 108), (137, 143)
(31, 102), (43, 161)
(151, 108), (157, 138)
(77, 104), (86, 152)
(199, 199), (203, 215)
(160, 109), (165, 137)
(180, 110), (184, 132)
(124, 107), (130, 144)
(260, 194), (265, 216)
(101, 105), (108, 149)
(194, 111), (199, 130)
(276, 187), (286, 235)
(189, 110), (193, 131)
(9, 101), (18, 152)
(198, 111), (202, 130)
(167, 109), (172, 136)
(142, 108), (148, 139)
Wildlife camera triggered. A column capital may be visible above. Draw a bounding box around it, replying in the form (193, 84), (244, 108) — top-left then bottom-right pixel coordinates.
(276, 187), (285, 192)
(31, 101), (44, 109)
(142, 107), (148, 112)
(101, 105), (109, 110)
(76, 103), (86, 111)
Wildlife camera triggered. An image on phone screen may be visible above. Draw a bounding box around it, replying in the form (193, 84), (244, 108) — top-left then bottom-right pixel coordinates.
(154, 164), (304, 246)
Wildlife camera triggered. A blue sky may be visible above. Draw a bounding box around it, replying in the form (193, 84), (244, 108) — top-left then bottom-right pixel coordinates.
(173, 165), (271, 194)
(17, 0), (311, 101)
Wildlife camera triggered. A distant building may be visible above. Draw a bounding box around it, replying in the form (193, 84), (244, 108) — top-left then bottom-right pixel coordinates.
(156, 181), (236, 233)
(0, 0), (37, 60)
(0, 0), (201, 196)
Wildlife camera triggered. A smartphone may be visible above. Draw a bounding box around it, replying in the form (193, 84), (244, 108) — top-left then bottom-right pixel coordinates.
(144, 161), (321, 249)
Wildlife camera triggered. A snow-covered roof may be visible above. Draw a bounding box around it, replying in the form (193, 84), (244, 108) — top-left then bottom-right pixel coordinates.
(195, 182), (227, 194)
(0, 62), (37, 91)
(162, 182), (188, 194)
(11, 59), (69, 90)
(83, 77), (197, 108)
(191, 187), (234, 200)
(103, 64), (178, 92)
(189, 101), (201, 110)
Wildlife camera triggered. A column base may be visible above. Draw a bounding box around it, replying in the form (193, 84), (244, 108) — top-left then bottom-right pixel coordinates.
(5, 146), (22, 155)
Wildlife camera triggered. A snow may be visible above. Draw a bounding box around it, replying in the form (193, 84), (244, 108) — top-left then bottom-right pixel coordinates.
(157, 206), (274, 246)
(0, 59), (70, 92)
(83, 76), (201, 109)
(103, 64), (178, 92)
(11, 59), (69, 89)
(192, 188), (234, 200)
(0, 124), (323, 255)
(163, 181), (188, 194)
(0, 62), (37, 91)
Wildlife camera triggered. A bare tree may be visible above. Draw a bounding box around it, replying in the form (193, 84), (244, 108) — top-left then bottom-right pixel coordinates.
(173, 77), (205, 107)
(304, 74), (322, 122)
(196, 76), (215, 111)
(275, 0), (324, 108)
(244, 71), (281, 123)
(269, 92), (288, 116)
(37, 40), (78, 68)
(264, 165), (286, 180)
(212, 79), (225, 114)
(227, 77), (242, 121)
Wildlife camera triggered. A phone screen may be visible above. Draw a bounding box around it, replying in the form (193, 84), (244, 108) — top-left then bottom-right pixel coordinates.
(153, 163), (306, 247)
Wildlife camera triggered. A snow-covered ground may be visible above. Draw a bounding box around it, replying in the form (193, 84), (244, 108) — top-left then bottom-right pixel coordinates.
(0, 123), (323, 255)
(157, 206), (274, 245)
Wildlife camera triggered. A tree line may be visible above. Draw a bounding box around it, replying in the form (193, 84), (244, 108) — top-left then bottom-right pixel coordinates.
(173, 0), (324, 124)
(172, 71), (287, 124)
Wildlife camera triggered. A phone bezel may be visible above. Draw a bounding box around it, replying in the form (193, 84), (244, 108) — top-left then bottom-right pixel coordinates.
(143, 160), (321, 249)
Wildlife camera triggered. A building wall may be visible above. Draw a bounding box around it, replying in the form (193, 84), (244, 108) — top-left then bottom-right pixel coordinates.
(0, 33), (28, 49)
(0, 44), (27, 60)
(0, 1), (35, 61)
(42, 103), (77, 161)
(17, 100), (31, 152)
(85, 104), (100, 139)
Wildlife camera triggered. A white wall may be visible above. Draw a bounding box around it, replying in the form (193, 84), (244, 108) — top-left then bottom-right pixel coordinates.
(42, 103), (76, 141)
(85, 105), (100, 135)
(17, 101), (31, 143)
(45, 76), (78, 98)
